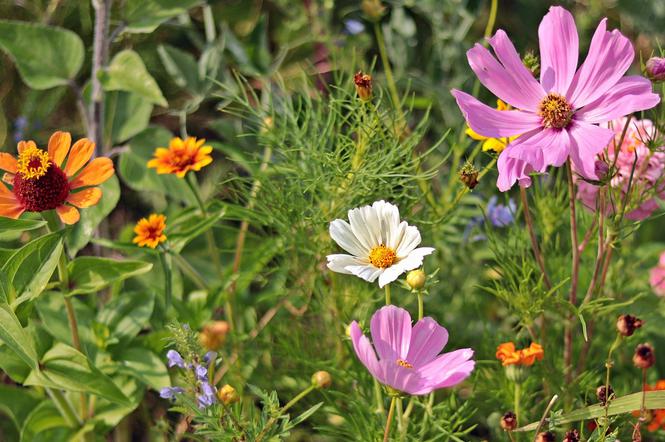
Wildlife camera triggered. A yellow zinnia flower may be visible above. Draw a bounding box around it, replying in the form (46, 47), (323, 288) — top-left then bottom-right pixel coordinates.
(465, 100), (518, 153)
(147, 137), (213, 178)
(133, 214), (167, 248)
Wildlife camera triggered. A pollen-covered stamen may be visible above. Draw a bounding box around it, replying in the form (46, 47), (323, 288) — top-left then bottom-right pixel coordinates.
(13, 161), (70, 212)
(538, 93), (573, 129)
(368, 244), (397, 268)
(17, 146), (51, 180)
(396, 359), (413, 369)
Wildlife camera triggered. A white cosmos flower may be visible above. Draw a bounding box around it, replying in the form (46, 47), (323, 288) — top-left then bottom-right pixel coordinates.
(327, 200), (435, 288)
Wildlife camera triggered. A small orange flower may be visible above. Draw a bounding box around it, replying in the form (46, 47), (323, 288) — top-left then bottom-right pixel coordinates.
(147, 137), (213, 178)
(496, 342), (544, 367)
(0, 131), (114, 224)
(639, 380), (665, 432)
(133, 214), (167, 248)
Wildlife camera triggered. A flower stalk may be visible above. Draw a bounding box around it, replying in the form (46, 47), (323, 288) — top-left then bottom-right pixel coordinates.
(383, 396), (397, 442)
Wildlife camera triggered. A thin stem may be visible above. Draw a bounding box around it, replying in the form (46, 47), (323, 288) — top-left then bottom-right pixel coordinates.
(158, 251), (172, 312)
(383, 396), (397, 442)
(47, 388), (82, 427)
(417, 292), (424, 321)
(483, 0), (499, 40)
(396, 397), (405, 438)
(514, 382), (521, 426)
(600, 334), (621, 441)
(374, 379), (386, 414)
(530, 395), (558, 440)
(90, 0), (110, 153)
(384, 284), (391, 305)
(373, 23), (406, 131)
(171, 252), (208, 291)
(255, 385), (316, 442)
(519, 186), (552, 289)
(564, 160), (580, 384)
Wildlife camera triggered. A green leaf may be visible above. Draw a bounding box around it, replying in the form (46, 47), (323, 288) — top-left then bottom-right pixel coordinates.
(35, 294), (95, 350)
(117, 347), (170, 390)
(157, 44), (203, 92)
(19, 401), (69, 442)
(105, 91), (154, 144)
(123, 0), (204, 34)
(168, 206), (226, 253)
(67, 257), (152, 296)
(24, 343), (130, 406)
(2, 231), (63, 306)
(0, 303), (39, 369)
(100, 50), (167, 107)
(98, 291), (155, 343)
(0, 20), (83, 89)
(66, 175), (120, 256)
(0, 385), (40, 433)
(0, 217), (47, 233)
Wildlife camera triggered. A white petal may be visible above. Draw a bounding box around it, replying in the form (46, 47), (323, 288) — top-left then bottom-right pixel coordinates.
(378, 265), (404, 287)
(395, 247), (435, 272)
(386, 221), (407, 251)
(327, 254), (367, 274)
(348, 206), (380, 250)
(395, 225), (422, 257)
(330, 219), (368, 257)
(347, 264), (384, 283)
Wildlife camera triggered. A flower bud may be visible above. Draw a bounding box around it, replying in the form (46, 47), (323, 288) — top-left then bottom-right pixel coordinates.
(562, 429), (580, 442)
(646, 57), (665, 82)
(260, 116), (274, 134)
(536, 431), (556, 442)
(596, 384), (614, 405)
(218, 384), (240, 405)
(522, 51), (540, 77)
(616, 314), (643, 337)
(406, 269), (426, 290)
(500, 411), (517, 431)
(594, 160), (610, 181)
(354, 71), (372, 101)
(459, 162), (479, 190)
(311, 370), (332, 389)
(361, 0), (385, 21)
(199, 321), (230, 351)
(633, 343), (655, 369)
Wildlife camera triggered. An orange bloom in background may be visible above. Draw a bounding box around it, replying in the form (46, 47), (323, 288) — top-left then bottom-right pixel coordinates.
(496, 342), (544, 367)
(133, 214), (167, 248)
(0, 131), (114, 224)
(642, 380), (665, 432)
(147, 137), (213, 178)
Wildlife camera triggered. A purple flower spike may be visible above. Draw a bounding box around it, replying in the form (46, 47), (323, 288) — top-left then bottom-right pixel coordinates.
(160, 386), (184, 399)
(349, 305), (475, 396)
(166, 350), (185, 368)
(197, 382), (216, 409)
(194, 364), (208, 382)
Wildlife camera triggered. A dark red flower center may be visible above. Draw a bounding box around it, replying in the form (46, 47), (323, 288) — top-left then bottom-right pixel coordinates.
(14, 163), (70, 212)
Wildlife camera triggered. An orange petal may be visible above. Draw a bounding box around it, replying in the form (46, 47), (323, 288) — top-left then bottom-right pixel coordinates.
(67, 187), (102, 208)
(48, 131), (72, 167)
(64, 138), (95, 177)
(56, 205), (80, 225)
(17, 140), (36, 154)
(69, 157), (114, 189)
(0, 153), (17, 173)
(0, 202), (25, 219)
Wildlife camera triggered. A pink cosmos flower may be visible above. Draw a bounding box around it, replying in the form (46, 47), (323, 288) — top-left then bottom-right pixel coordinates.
(349, 305), (475, 395)
(451, 6), (660, 192)
(576, 118), (665, 220)
(650, 252), (665, 297)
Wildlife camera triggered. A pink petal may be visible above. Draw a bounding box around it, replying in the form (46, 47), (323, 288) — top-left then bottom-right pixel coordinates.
(576, 76), (661, 123)
(487, 30), (546, 110)
(650, 267), (665, 296)
(497, 147), (536, 192)
(411, 349), (475, 394)
(566, 19), (634, 108)
(406, 317), (449, 366)
(377, 360), (426, 395)
(349, 321), (383, 380)
(568, 121), (614, 178)
(466, 43), (544, 111)
(506, 127), (571, 169)
(370, 305), (412, 361)
(451, 89), (542, 138)
(538, 6), (579, 93)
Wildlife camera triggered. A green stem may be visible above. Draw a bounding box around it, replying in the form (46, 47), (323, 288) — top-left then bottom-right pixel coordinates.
(514, 382), (521, 427)
(255, 385), (316, 442)
(373, 22), (405, 128)
(383, 396), (397, 442)
(374, 379), (385, 414)
(171, 252), (208, 291)
(396, 397), (405, 439)
(417, 292), (424, 321)
(47, 388), (82, 427)
(600, 334), (622, 441)
(158, 251), (172, 312)
(384, 284), (391, 305)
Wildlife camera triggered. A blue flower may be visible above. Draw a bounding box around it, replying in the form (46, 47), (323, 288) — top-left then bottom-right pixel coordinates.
(159, 386), (184, 400)
(486, 196), (516, 227)
(203, 351), (217, 364)
(194, 364), (208, 382)
(166, 350), (185, 368)
(344, 19), (365, 35)
(197, 382), (216, 409)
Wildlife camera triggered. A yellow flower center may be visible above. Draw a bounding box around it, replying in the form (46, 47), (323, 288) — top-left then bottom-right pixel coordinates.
(17, 146), (51, 180)
(538, 93), (573, 129)
(396, 359), (413, 369)
(368, 244), (396, 268)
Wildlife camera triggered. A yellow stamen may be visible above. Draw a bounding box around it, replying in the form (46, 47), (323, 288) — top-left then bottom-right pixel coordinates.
(396, 359), (413, 369)
(538, 93), (573, 129)
(17, 146), (50, 180)
(368, 244), (396, 268)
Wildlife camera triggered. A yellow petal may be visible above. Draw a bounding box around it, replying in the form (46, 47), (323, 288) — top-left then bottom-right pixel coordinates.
(482, 138), (507, 153)
(48, 132), (72, 167)
(465, 126), (488, 141)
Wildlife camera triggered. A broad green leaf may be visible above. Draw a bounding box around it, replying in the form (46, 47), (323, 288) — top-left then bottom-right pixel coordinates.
(66, 175), (120, 256)
(2, 231), (63, 306)
(123, 0), (204, 33)
(100, 50), (167, 107)
(98, 291), (155, 343)
(24, 343), (130, 406)
(90, 376), (143, 428)
(20, 401), (69, 442)
(0, 217), (47, 233)
(35, 294), (95, 350)
(105, 90), (153, 145)
(0, 385), (40, 432)
(0, 20), (84, 89)
(157, 44), (203, 91)
(117, 347), (170, 390)
(67, 257), (152, 296)
(0, 303), (39, 369)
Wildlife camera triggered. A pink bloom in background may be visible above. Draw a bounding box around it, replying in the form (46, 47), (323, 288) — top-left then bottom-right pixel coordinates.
(451, 6), (660, 192)
(650, 252), (665, 297)
(349, 305), (475, 395)
(576, 118), (665, 220)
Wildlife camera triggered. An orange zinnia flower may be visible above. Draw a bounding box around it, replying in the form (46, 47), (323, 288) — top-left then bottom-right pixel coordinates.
(637, 380), (665, 432)
(496, 342), (544, 367)
(147, 137), (213, 178)
(0, 131), (114, 224)
(133, 214), (167, 248)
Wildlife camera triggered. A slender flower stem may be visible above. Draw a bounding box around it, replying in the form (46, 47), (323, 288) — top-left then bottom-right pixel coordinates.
(564, 160), (580, 384)
(531, 395), (559, 440)
(158, 251), (172, 312)
(374, 379), (385, 414)
(600, 334), (622, 440)
(383, 396), (397, 442)
(519, 186), (552, 289)
(47, 388), (82, 427)
(90, 0), (110, 153)
(416, 292), (424, 321)
(171, 252), (208, 291)
(396, 397), (405, 438)
(514, 382), (521, 426)
(255, 385), (316, 442)
(384, 284), (392, 305)
(373, 23), (405, 132)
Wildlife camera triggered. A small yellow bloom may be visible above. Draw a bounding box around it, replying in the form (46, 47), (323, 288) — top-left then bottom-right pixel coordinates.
(465, 100), (518, 153)
(133, 214), (167, 248)
(147, 137), (213, 178)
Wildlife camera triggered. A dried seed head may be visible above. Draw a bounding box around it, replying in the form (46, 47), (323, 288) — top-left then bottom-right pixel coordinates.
(354, 71), (373, 101)
(562, 429), (580, 442)
(500, 411), (517, 431)
(459, 162), (479, 189)
(633, 343), (655, 369)
(596, 384), (614, 405)
(617, 314), (643, 337)
(536, 431), (556, 442)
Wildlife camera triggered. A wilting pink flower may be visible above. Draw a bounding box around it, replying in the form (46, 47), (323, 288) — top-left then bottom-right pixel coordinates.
(650, 252), (665, 297)
(349, 305), (475, 395)
(576, 118), (665, 220)
(451, 6), (660, 191)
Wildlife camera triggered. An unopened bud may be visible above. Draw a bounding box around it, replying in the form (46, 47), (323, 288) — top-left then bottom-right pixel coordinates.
(261, 116), (274, 134)
(361, 0), (385, 21)
(218, 384), (240, 405)
(459, 162), (479, 189)
(646, 57), (665, 82)
(354, 71), (372, 101)
(406, 269), (426, 290)
(594, 160), (610, 181)
(633, 343), (655, 369)
(311, 370), (332, 389)
(616, 314), (643, 337)
(536, 431), (556, 442)
(596, 385), (614, 405)
(562, 429), (580, 442)
(199, 321), (230, 351)
(500, 411), (517, 431)
(522, 51), (540, 77)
